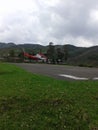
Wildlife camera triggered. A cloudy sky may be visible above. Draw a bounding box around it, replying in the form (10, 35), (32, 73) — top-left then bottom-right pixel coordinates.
(0, 0), (98, 47)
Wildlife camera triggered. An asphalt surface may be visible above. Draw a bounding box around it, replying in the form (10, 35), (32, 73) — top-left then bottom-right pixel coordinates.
(14, 63), (98, 81)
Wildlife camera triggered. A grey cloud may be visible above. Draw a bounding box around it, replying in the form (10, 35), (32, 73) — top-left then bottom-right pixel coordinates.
(0, 0), (98, 46)
(53, 0), (98, 45)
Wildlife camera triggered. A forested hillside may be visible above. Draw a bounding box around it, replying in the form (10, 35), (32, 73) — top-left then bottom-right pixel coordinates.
(0, 42), (98, 67)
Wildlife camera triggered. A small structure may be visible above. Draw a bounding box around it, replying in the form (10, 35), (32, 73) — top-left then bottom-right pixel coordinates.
(23, 52), (47, 62)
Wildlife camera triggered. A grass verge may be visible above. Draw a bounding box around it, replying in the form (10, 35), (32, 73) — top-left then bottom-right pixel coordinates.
(0, 63), (98, 130)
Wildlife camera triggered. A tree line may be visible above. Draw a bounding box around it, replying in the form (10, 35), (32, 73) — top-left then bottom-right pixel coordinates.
(46, 42), (68, 64)
(7, 42), (68, 63)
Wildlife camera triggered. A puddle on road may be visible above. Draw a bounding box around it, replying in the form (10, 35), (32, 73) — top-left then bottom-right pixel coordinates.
(59, 74), (98, 80)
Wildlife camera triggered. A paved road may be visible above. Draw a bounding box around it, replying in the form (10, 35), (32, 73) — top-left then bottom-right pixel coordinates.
(14, 63), (98, 80)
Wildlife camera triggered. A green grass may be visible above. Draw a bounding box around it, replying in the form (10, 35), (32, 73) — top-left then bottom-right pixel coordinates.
(0, 63), (98, 130)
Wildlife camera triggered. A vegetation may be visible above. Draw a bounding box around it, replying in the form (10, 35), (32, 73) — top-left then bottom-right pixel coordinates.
(46, 42), (68, 63)
(1, 43), (98, 66)
(0, 63), (98, 130)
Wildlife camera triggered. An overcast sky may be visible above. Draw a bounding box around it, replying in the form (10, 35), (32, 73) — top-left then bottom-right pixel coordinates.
(0, 0), (98, 47)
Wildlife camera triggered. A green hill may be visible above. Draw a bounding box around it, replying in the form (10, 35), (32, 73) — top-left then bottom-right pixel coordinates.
(67, 46), (98, 67)
(0, 42), (98, 67)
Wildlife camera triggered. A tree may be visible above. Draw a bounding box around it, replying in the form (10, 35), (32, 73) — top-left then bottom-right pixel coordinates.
(18, 52), (24, 61)
(63, 45), (68, 61)
(47, 42), (56, 63)
(9, 50), (15, 57)
(56, 48), (64, 63)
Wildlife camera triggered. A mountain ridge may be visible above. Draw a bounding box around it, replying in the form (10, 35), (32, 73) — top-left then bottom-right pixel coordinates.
(0, 42), (98, 67)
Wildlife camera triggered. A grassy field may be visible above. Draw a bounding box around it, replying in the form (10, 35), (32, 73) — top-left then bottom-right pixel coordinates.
(0, 63), (98, 130)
